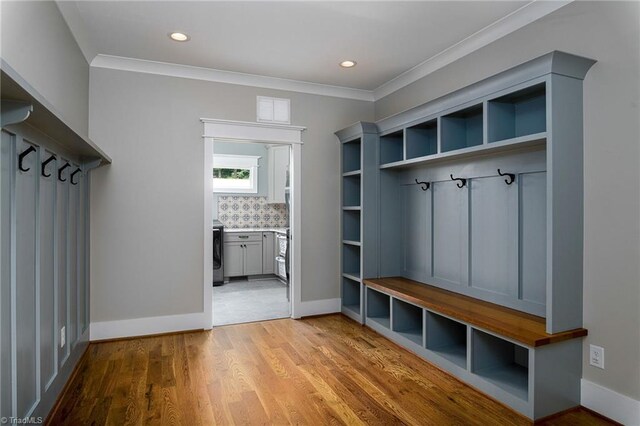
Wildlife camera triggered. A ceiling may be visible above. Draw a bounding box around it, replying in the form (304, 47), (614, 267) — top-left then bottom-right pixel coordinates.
(58, 1), (567, 99)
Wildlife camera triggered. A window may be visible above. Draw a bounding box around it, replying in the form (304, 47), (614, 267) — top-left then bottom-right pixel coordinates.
(213, 154), (260, 193)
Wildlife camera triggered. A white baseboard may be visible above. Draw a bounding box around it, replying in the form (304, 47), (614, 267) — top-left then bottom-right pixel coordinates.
(581, 379), (640, 425)
(90, 312), (206, 341)
(297, 298), (341, 318)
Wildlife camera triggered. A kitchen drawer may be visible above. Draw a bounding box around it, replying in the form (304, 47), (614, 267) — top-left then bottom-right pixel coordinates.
(225, 232), (262, 242)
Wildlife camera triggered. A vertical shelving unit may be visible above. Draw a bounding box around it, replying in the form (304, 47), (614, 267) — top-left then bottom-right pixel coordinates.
(336, 122), (379, 324)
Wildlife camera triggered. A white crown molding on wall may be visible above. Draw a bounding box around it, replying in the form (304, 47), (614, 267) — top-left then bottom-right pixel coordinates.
(372, 0), (573, 101)
(91, 54), (375, 102)
(66, 0), (571, 102)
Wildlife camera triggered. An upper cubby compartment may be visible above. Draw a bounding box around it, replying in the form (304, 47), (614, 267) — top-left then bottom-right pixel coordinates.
(342, 174), (361, 207)
(380, 130), (404, 165)
(405, 119), (437, 160)
(488, 83), (546, 143)
(342, 138), (361, 173)
(441, 104), (483, 153)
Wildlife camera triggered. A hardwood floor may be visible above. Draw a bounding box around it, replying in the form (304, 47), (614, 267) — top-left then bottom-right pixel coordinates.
(47, 315), (613, 425)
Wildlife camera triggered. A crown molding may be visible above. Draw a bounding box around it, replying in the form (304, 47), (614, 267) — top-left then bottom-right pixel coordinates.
(90, 54), (375, 102)
(81, 1), (569, 103)
(372, 0), (573, 101)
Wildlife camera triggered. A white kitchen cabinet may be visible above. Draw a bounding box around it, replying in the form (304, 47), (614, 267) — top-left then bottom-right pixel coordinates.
(262, 232), (275, 274)
(223, 243), (244, 277)
(267, 145), (289, 203)
(244, 242), (263, 275)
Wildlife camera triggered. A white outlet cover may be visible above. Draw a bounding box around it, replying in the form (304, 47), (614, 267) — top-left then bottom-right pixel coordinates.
(589, 344), (604, 369)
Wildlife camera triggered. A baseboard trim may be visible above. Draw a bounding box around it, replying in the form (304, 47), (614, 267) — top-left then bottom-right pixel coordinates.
(581, 379), (640, 425)
(298, 298), (341, 318)
(90, 312), (205, 341)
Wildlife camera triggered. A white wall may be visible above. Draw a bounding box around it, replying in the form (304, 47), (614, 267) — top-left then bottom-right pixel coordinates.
(375, 0), (640, 404)
(0, 1), (90, 138)
(88, 67), (373, 322)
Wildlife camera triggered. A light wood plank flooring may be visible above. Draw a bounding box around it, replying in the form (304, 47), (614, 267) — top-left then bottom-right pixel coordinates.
(47, 315), (613, 425)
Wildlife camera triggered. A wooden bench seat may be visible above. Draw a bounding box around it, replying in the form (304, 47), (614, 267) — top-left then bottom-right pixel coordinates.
(363, 277), (587, 347)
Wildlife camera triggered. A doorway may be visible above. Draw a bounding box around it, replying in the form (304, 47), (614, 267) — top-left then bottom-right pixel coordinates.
(201, 119), (304, 328)
(211, 142), (291, 326)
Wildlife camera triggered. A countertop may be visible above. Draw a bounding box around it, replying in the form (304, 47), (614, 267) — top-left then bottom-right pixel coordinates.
(223, 227), (288, 234)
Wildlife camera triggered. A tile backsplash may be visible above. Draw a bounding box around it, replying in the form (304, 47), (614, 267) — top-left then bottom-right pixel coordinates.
(218, 196), (288, 228)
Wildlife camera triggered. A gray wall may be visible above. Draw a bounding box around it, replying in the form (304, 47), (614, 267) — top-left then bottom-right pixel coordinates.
(0, 1), (90, 138)
(88, 67), (373, 321)
(212, 142), (269, 220)
(375, 0), (640, 402)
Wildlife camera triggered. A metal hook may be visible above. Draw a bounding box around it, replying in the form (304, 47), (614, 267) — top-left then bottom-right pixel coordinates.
(41, 154), (56, 177)
(414, 178), (430, 191)
(450, 174), (466, 188)
(70, 168), (82, 185)
(497, 169), (516, 185)
(58, 162), (70, 182)
(18, 146), (36, 172)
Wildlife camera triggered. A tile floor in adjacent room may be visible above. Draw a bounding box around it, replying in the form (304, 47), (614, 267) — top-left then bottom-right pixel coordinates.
(213, 277), (290, 326)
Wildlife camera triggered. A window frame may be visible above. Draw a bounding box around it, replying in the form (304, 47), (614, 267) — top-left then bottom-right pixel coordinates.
(212, 154), (260, 194)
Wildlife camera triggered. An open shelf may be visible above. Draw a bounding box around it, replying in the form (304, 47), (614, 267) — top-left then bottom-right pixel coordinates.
(406, 119), (437, 160)
(342, 210), (361, 242)
(342, 174), (361, 207)
(366, 287), (391, 329)
(472, 329), (529, 401)
(392, 299), (423, 346)
(342, 138), (362, 173)
(342, 277), (361, 315)
(380, 130), (404, 165)
(488, 83), (546, 143)
(441, 104), (483, 153)
(342, 244), (361, 278)
(426, 311), (468, 369)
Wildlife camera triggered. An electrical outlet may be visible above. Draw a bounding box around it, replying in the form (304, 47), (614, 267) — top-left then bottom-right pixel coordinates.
(60, 327), (66, 348)
(589, 344), (604, 369)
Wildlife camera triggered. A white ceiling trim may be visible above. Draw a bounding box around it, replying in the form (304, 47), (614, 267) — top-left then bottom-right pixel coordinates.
(91, 54), (375, 102)
(372, 0), (573, 101)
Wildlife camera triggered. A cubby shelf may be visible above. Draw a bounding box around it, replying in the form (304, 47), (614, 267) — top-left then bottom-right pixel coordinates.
(472, 329), (529, 401)
(342, 138), (361, 173)
(342, 240), (361, 246)
(342, 210), (360, 242)
(342, 244), (361, 278)
(488, 83), (546, 143)
(342, 277), (361, 316)
(366, 287), (391, 329)
(380, 130), (404, 165)
(342, 206), (361, 211)
(342, 272), (361, 281)
(392, 299), (423, 346)
(342, 170), (361, 177)
(342, 174), (361, 207)
(441, 104), (483, 153)
(406, 119), (437, 160)
(426, 311), (467, 369)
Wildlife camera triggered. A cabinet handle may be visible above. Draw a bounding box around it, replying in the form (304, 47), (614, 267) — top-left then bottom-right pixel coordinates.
(239, 236), (249, 239)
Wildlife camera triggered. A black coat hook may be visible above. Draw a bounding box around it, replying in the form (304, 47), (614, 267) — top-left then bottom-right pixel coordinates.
(450, 174), (466, 188)
(18, 146), (36, 172)
(414, 178), (430, 191)
(70, 168), (82, 185)
(58, 162), (70, 182)
(41, 154), (56, 177)
(497, 169), (516, 185)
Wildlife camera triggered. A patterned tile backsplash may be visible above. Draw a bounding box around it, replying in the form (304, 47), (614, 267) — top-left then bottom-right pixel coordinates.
(218, 196), (288, 228)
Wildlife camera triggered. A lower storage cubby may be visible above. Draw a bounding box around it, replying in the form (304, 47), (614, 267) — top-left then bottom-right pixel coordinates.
(471, 329), (529, 401)
(391, 299), (423, 346)
(342, 277), (361, 315)
(425, 312), (467, 369)
(366, 288), (390, 329)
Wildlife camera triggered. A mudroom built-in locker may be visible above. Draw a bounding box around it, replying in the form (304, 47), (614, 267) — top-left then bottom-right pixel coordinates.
(337, 51), (595, 420)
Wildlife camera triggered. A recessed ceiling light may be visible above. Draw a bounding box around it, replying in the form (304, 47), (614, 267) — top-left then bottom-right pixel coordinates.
(340, 60), (357, 68)
(169, 32), (190, 42)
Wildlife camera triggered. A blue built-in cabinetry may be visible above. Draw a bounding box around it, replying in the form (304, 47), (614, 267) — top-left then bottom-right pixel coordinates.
(1, 63), (111, 421)
(336, 51), (595, 420)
